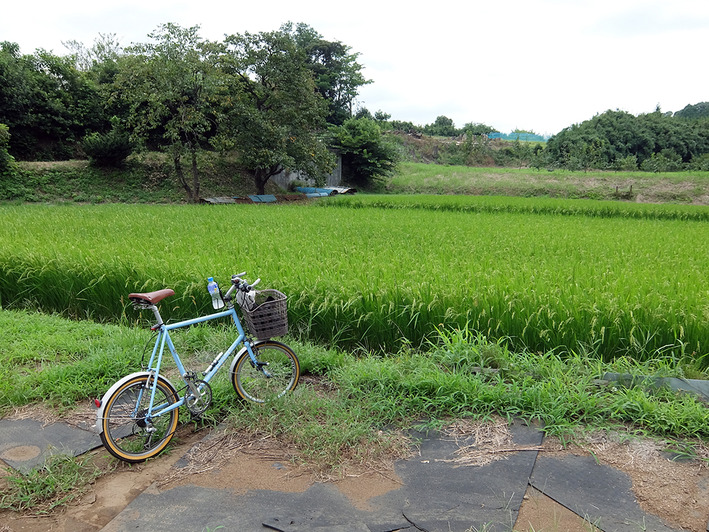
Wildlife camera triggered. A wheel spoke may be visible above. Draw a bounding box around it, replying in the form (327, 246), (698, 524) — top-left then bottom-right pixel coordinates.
(232, 342), (300, 403)
(100, 376), (178, 463)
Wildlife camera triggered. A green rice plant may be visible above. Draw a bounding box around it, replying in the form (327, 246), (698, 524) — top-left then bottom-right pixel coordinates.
(322, 192), (709, 222)
(0, 201), (707, 366)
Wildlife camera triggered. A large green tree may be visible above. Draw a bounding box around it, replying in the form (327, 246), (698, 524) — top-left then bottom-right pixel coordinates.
(219, 29), (334, 194)
(0, 42), (103, 159)
(280, 22), (370, 125)
(114, 24), (225, 202)
(674, 102), (709, 120)
(328, 117), (399, 187)
(424, 115), (458, 137)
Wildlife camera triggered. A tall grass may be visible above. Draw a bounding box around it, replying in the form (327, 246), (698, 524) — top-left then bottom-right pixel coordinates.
(388, 162), (709, 203)
(323, 193), (709, 221)
(0, 201), (707, 365)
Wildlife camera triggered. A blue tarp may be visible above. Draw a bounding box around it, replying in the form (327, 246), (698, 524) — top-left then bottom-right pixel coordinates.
(247, 194), (277, 203)
(295, 187), (336, 196)
(295, 186), (357, 196)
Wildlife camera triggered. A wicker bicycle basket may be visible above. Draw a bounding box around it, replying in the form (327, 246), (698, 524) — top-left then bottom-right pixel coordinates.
(240, 289), (288, 339)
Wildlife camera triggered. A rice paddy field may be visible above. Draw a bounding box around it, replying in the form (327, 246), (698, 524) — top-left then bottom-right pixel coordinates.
(0, 195), (708, 367)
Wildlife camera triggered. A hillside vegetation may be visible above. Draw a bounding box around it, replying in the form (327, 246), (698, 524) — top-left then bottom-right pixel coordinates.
(3, 152), (709, 205)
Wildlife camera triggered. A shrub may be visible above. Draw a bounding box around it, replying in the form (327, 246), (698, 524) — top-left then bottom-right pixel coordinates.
(0, 124), (23, 199)
(82, 127), (133, 168)
(640, 150), (683, 172)
(614, 154), (639, 171)
(328, 117), (399, 187)
(689, 153), (709, 171)
(0, 123), (17, 174)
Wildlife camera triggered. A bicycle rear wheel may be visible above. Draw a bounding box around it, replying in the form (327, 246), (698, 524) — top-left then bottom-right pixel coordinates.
(99, 374), (179, 463)
(231, 341), (300, 403)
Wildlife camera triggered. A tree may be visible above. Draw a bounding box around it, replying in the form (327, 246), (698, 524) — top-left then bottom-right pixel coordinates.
(374, 110), (391, 122)
(82, 118), (134, 168)
(280, 22), (370, 125)
(328, 117), (399, 187)
(674, 102), (709, 120)
(461, 122), (497, 136)
(545, 109), (709, 171)
(0, 123), (17, 174)
(114, 24), (225, 202)
(0, 123), (21, 201)
(424, 115), (458, 137)
(0, 42), (104, 159)
(63, 33), (123, 72)
(545, 110), (653, 170)
(219, 29), (334, 195)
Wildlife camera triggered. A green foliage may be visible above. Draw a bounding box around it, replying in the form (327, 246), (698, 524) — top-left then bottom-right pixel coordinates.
(614, 154), (638, 171)
(674, 102), (709, 120)
(0, 123), (17, 173)
(423, 115), (458, 137)
(0, 41), (105, 160)
(640, 150), (683, 173)
(115, 24), (226, 202)
(462, 122), (498, 136)
(0, 123), (23, 200)
(219, 28), (335, 194)
(280, 22), (370, 126)
(226, 384), (407, 472)
(0, 453), (103, 513)
(1, 310), (705, 479)
(0, 200), (707, 366)
(689, 153), (709, 171)
(333, 327), (709, 438)
(0, 152), (274, 203)
(387, 120), (423, 135)
(374, 110), (391, 122)
(0, 310), (148, 408)
(546, 109), (709, 171)
(328, 117), (399, 186)
(82, 124), (134, 168)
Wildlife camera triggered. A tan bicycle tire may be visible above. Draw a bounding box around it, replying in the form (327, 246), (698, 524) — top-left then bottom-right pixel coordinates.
(231, 340), (300, 403)
(100, 374), (179, 463)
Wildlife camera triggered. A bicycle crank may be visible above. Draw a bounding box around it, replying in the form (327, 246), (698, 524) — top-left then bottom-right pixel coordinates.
(185, 379), (212, 417)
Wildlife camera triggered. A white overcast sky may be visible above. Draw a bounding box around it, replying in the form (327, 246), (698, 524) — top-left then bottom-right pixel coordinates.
(2, 0), (708, 135)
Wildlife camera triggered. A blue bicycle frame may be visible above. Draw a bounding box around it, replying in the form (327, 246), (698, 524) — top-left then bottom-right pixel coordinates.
(141, 305), (257, 421)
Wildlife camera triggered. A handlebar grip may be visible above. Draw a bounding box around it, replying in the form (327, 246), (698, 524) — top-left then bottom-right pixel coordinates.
(252, 278), (261, 287)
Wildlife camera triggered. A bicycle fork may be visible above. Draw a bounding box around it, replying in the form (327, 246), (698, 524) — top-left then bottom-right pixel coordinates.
(244, 340), (273, 378)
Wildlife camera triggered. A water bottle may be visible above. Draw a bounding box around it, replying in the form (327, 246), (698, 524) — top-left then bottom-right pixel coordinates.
(207, 277), (224, 310)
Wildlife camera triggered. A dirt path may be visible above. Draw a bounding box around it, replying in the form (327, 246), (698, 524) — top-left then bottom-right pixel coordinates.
(1, 420), (707, 532)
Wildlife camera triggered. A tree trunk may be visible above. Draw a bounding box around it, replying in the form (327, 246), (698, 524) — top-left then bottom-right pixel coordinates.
(254, 169), (267, 195)
(173, 152), (195, 201)
(253, 165), (281, 195)
(190, 146), (199, 202)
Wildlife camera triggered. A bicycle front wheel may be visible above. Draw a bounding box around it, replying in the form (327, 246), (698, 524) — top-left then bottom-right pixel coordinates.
(231, 341), (300, 403)
(99, 374), (179, 463)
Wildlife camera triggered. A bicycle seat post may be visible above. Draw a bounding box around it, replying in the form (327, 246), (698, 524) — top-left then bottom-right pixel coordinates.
(128, 288), (175, 329)
(147, 304), (164, 329)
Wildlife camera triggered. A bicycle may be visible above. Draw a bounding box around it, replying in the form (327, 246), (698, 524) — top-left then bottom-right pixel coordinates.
(94, 272), (300, 463)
